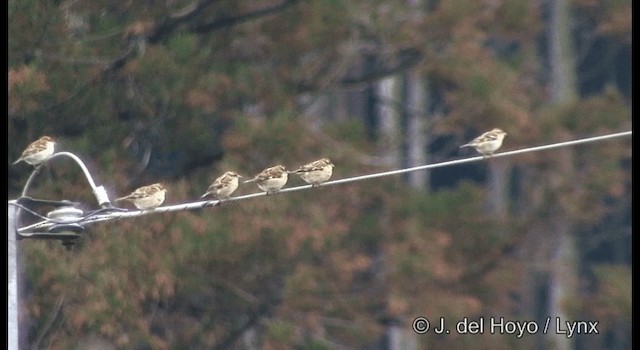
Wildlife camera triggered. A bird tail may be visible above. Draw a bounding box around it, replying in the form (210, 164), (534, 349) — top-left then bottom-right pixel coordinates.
(114, 196), (127, 202)
(12, 158), (22, 165)
(243, 179), (256, 184)
(459, 144), (471, 148)
(200, 192), (211, 199)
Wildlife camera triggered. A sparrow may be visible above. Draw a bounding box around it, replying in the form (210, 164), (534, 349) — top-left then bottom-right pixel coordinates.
(460, 128), (507, 157)
(200, 171), (243, 200)
(13, 136), (56, 166)
(244, 165), (288, 194)
(115, 183), (166, 210)
(290, 158), (335, 186)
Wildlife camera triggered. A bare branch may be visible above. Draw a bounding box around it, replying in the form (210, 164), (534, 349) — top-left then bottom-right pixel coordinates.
(107, 0), (304, 84)
(147, 0), (224, 44)
(191, 0), (302, 34)
(30, 294), (65, 350)
(338, 48), (424, 88)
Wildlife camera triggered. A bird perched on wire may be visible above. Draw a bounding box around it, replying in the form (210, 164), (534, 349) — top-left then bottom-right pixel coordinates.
(244, 165), (288, 194)
(201, 171), (243, 201)
(290, 158), (335, 187)
(116, 183), (166, 210)
(13, 136), (56, 167)
(460, 128), (507, 157)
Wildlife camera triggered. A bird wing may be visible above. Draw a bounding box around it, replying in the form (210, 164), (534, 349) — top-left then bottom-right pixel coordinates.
(257, 168), (282, 180)
(208, 179), (227, 191)
(295, 160), (328, 173)
(480, 132), (499, 141)
(117, 185), (158, 201)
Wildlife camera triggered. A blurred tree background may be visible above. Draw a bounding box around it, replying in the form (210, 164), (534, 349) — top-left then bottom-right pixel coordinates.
(9, 0), (630, 349)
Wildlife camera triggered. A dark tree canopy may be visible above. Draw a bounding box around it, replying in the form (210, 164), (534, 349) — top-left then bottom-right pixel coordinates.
(9, 0), (630, 349)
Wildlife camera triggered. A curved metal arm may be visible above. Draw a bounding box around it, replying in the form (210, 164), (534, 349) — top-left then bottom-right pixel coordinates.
(21, 152), (112, 207)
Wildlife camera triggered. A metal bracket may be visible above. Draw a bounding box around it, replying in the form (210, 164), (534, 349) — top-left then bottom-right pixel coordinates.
(17, 204), (86, 250)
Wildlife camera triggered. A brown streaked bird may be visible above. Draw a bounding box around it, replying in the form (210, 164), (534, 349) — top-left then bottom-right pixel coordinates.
(244, 165), (288, 194)
(290, 158), (335, 186)
(116, 183), (167, 210)
(460, 128), (507, 157)
(200, 171), (243, 201)
(13, 136), (56, 166)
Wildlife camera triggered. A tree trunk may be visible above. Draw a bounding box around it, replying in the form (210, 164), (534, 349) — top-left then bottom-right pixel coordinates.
(376, 76), (402, 168)
(548, 0), (577, 103)
(542, 0), (578, 349)
(242, 327), (259, 350)
(487, 159), (509, 221)
(404, 72), (429, 191)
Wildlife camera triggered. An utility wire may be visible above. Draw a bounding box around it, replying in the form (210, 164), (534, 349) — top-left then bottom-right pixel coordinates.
(16, 130), (632, 234)
(8, 202), (128, 223)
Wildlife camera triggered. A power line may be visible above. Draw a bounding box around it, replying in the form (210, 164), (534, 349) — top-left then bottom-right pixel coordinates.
(16, 130), (632, 234)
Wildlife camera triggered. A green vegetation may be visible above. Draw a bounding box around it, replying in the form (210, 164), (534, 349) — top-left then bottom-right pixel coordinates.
(9, 0), (630, 348)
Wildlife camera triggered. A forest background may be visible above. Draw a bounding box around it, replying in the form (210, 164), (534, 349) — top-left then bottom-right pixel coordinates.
(8, 0), (631, 349)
